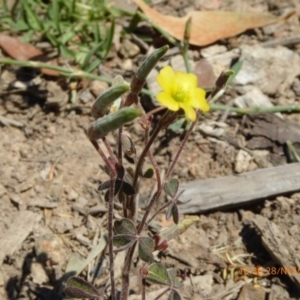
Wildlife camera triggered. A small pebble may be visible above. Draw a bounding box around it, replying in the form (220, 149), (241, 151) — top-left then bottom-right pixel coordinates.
(90, 80), (109, 97)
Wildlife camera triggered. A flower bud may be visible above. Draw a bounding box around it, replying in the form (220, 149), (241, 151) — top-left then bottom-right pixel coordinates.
(91, 83), (130, 119)
(87, 107), (143, 141)
(131, 45), (169, 94)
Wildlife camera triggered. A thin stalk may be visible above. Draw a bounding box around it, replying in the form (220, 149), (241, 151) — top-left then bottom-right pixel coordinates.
(0, 58), (153, 96)
(211, 104), (300, 114)
(164, 112), (199, 181)
(286, 140), (300, 162)
(128, 124), (160, 219)
(121, 242), (136, 300)
(117, 127), (123, 165)
(146, 200), (172, 226)
(121, 112), (171, 298)
(145, 129), (161, 191)
(90, 140), (116, 177)
(142, 278), (146, 300)
(108, 177), (116, 300)
(154, 287), (171, 300)
(181, 17), (192, 73)
(102, 136), (118, 166)
(137, 191), (161, 233)
(128, 113), (168, 219)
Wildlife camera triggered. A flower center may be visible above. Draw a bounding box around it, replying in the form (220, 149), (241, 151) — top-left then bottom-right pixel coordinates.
(173, 89), (188, 103)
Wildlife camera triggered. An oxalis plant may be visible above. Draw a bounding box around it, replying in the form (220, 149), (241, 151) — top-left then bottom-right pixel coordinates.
(64, 45), (233, 300)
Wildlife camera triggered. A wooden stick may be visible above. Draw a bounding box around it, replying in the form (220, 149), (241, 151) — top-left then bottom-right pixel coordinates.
(179, 163), (300, 214)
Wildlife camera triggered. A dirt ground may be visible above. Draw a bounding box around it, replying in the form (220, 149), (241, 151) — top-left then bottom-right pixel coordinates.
(1, 0), (300, 299)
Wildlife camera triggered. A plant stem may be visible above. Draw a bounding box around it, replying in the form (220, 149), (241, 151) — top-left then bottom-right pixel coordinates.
(108, 177), (116, 300)
(102, 136), (118, 166)
(128, 120), (161, 219)
(141, 278), (146, 300)
(0, 58), (153, 96)
(164, 112), (198, 181)
(121, 112), (171, 298)
(146, 200), (172, 226)
(120, 242), (136, 300)
(211, 104), (300, 114)
(137, 191), (161, 233)
(145, 129), (161, 191)
(154, 287), (170, 300)
(90, 140), (116, 177)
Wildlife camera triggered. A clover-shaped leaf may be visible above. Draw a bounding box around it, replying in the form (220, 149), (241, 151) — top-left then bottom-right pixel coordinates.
(142, 165), (155, 178)
(168, 290), (181, 300)
(64, 277), (101, 299)
(166, 202), (179, 224)
(138, 236), (154, 263)
(98, 165), (135, 202)
(114, 218), (136, 235)
(164, 178), (179, 197)
(167, 268), (183, 289)
(113, 218), (137, 249)
(146, 263), (171, 286)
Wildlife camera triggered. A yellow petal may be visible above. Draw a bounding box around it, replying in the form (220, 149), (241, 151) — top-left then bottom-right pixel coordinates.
(156, 66), (175, 94)
(174, 71), (197, 90)
(190, 88), (209, 112)
(156, 92), (180, 111)
(180, 103), (196, 121)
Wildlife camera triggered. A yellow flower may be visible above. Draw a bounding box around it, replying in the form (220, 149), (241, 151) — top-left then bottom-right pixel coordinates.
(156, 66), (209, 122)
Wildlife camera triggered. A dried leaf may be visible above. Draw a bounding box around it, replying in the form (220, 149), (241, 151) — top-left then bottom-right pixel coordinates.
(0, 33), (59, 76)
(133, 0), (283, 46)
(159, 216), (199, 242)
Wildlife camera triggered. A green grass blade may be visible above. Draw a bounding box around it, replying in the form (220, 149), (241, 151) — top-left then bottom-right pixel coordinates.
(101, 19), (115, 58)
(21, 1), (43, 31)
(84, 58), (102, 73)
(227, 60), (243, 85)
(82, 40), (104, 71)
(51, 0), (61, 34)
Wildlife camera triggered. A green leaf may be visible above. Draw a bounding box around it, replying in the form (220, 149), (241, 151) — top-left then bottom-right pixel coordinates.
(169, 118), (185, 132)
(60, 30), (76, 45)
(143, 165), (154, 178)
(167, 269), (183, 289)
(138, 237), (154, 263)
(135, 45), (169, 81)
(114, 218), (136, 235)
(14, 19), (30, 31)
(168, 290), (181, 300)
(164, 178), (179, 197)
(146, 263), (171, 285)
(227, 60), (243, 86)
(171, 204), (179, 224)
(22, 1), (43, 31)
(51, 0), (61, 34)
(87, 107), (142, 141)
(84, 58), (102, 74)
(113, 234), (135, 248)
(101, 19), (115, 59)
(82, 41), (104, 71)
(166, 203), (179, 224)
(64, 277), (101, 299)
(91, 84), (130, 119)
